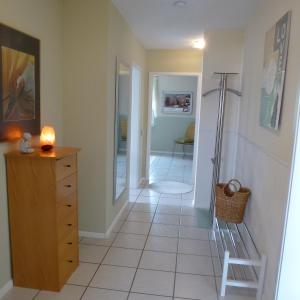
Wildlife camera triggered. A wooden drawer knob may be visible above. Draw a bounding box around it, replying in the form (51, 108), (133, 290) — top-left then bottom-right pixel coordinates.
(65, 164), (72, 168)
(67, 223), (73, 227)
(65, 204), (72, 208)
(67, 242), (73, 245)
(68, 260), (73, 263)
(64, 184), (72, 188)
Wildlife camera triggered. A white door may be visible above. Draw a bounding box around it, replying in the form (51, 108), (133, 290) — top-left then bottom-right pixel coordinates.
(130, 65), (142, 188)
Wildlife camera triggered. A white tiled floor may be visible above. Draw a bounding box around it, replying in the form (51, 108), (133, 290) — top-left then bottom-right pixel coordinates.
(2, 186), (256, 300)
(149, 155), (193, 184)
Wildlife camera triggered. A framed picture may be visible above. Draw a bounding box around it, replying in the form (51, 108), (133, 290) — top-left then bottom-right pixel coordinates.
(260, 11), (291, 130)
(162, 91), (193, 115)
(0, 23), (40, 141)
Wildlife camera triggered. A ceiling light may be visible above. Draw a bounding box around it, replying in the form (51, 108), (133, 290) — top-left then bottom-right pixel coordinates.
(192, 38), (206, 49)
(173, 0), (187, 7)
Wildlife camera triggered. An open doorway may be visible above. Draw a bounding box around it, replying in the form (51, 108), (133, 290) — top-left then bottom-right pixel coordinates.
(146, 72), (202, 201)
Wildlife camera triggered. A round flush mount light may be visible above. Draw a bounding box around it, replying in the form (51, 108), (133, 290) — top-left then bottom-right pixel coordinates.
(173, 0), (187, 7)
(192, 38), (206, 49)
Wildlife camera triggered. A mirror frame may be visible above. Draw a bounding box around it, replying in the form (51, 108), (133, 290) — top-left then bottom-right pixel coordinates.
(113, 57), (131, 204)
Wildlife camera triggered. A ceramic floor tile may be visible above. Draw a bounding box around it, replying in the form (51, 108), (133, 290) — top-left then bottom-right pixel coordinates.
(132, 203), (157, 212)
(130, 188), (142, 196)
(113, 233), (147, 249)
(174, 274), (218, 300)
(156, 205), (181, 215)
(90, 265), (136, 291)
(181, 207), (198, 216)
(210, 240), (220, 257)
(181, 199), (194, 207)
(121, 221), (151, 235)
(127, 212), (154, 223)
(136, 196), (159, 204)
(79, 244), (109, 263)
(129, 293), (172, 300)
(153, 214), (180, 225)
(140, 250), (176, 272)
(180, 215), (201, 227)
(150, 224), (179, 238)
(131, 269), (175, 297)
(212, 256), (222, 277)
(145, 236), (178, 253)
(81, 287), (128, 300)
(80, 233), (116, 247)
(178, 239), (211, 256)
(177, 254), (214, 275)
(1, 287), (38, 300)
(35, 285), (85, 300)
(129, 196), (138, 203)
(67, 262), (98, 286)
(179, 227), (209, 240)
(182, 192), (194, 201)
(158, 198), (182, 206)
(103, 247), (142, 268)
(160, 193), (182, 199)
(141, 189), (161, 197)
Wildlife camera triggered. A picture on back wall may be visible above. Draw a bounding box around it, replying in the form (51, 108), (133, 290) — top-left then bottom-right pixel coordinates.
(0, 24), (40, 141)
(162, 91), (193, 115)
(260, 11), (291, 130)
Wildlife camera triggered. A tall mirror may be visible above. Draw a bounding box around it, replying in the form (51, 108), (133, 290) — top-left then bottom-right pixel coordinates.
(114, 59), (131, 203)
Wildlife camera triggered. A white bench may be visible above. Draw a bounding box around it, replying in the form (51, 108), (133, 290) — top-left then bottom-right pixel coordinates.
(213, 219), (267, 300)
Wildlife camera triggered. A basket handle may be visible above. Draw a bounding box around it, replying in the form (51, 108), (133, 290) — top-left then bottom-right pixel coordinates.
(226, 179), (242, 193)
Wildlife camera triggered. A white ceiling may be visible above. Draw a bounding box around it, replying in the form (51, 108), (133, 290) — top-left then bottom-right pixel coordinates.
(112, 0), (261, 49)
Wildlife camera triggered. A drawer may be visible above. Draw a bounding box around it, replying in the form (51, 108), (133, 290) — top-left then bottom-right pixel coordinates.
(57, 197), (77, 225)
(57, 174), (77, 200)
(58, 229), (78, 261)
(58, 249), (78, 288)
(56, 154), (77, 181)
(57, 210), (77, 242)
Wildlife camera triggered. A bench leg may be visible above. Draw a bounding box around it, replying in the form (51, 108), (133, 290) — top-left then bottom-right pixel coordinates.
(256, 255), (267, 300)
(221, 251), (230, 297)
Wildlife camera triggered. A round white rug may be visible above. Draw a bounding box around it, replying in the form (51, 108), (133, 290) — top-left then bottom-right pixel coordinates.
(149, 181), (193, 194)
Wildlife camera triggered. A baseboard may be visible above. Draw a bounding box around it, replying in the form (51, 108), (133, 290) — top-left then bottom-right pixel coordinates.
(150, 150), (193, 156)
(105, 200), (128, 238)
(0, 280), (13, 298)
(79, 231), (106, 239)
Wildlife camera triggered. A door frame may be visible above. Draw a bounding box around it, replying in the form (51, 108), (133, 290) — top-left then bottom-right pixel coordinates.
(146, 72), (203, 203)
(129, 63), (142, 189)
(275, 92), (300, 299)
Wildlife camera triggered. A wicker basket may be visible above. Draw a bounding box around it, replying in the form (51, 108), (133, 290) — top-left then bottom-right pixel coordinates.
(215, 179), (250, 224)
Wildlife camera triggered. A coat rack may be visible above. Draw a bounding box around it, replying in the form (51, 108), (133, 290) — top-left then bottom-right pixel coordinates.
(202, 73), (267, 300)
(202, 72), (242, 217)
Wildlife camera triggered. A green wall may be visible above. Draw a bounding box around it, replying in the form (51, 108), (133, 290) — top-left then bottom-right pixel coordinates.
(151, 117), (195, 154)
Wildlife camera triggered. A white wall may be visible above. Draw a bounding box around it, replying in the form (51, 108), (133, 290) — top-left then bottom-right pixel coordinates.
(63, 0), (109, 234)
(195, 29), (244, 209)
(235, 1), (300, 299)
(0, 0), (63, 290)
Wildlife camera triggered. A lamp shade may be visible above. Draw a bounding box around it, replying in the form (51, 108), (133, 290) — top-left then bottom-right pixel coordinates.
(40, 126), (55, 151)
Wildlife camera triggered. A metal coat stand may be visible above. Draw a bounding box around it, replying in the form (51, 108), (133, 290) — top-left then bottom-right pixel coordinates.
(202, 72), (242, 216)
(202, 73), (267, 300)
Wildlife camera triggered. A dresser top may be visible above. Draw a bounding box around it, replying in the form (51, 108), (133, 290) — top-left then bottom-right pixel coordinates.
(6, 147), (80, 159)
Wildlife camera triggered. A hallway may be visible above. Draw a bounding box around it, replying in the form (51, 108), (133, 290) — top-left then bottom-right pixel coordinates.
(2, 187), (254, 300)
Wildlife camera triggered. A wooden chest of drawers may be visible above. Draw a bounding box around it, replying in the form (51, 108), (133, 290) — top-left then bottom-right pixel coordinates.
(6, 147), (80, 291)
